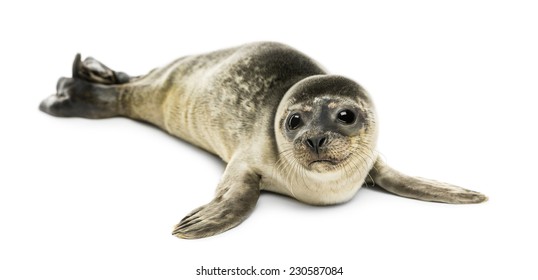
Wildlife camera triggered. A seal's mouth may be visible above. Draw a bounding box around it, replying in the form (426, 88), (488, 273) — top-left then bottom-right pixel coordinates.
(306, 154), (351, 171)
(308, 159), (340, 166)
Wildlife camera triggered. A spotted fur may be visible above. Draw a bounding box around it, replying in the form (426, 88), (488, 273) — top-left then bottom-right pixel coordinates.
(39, 42), (487, 239)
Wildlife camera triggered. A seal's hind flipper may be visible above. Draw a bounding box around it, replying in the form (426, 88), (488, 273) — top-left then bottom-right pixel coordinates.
(72, 53), (130, 85)
(39, 54), (128, 119)
(39, 76), (120, 119)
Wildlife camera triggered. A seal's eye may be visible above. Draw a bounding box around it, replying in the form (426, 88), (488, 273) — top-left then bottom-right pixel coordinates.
(337, 109), (356, 124)
(287, 113), (302, 130)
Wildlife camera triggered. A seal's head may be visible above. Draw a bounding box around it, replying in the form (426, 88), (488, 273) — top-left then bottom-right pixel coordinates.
(275, 75), (378, 175)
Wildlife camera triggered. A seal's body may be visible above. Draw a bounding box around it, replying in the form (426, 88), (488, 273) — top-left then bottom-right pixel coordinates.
(40, 42), (487, 239)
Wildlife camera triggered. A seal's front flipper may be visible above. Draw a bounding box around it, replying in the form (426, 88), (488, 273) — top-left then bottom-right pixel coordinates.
(173, 161), (260, 239)
(73, 53), (131, 85)
(369, 158), (487, 204)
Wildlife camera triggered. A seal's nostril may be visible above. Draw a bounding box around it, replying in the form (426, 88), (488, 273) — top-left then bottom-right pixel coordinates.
(318, 137), (326, 148)
(306, 139), (314, 149)
(305, 136), (327, 154)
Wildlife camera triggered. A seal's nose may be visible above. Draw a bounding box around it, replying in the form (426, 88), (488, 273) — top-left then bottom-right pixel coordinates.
(305, 136), (326, 154)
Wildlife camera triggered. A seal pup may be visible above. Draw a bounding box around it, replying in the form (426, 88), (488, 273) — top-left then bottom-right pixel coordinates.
(39, 42), (487, 239)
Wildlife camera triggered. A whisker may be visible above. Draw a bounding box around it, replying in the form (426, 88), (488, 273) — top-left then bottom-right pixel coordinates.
(271, 148), (299, 199)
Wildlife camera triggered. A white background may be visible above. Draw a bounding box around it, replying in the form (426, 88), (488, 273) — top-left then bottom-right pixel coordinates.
(1, 1), (537, 279)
